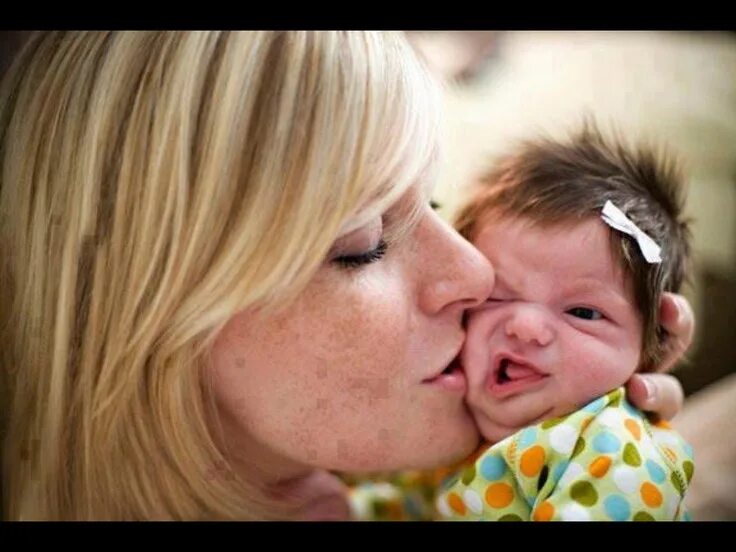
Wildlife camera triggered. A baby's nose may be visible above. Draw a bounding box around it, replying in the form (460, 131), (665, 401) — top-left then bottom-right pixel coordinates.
(504, 306), (555, 347)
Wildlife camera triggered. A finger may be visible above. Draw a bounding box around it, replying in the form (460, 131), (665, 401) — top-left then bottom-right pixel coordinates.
(656, 293), (695, 374)
(626, 373), (685, 421)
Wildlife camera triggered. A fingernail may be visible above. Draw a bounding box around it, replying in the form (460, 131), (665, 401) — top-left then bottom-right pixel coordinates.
(642, 378), (656, 404)
(674, 296), (687, 323)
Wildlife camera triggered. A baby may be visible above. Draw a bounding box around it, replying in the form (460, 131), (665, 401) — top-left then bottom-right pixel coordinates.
(434, 124), (695, 521)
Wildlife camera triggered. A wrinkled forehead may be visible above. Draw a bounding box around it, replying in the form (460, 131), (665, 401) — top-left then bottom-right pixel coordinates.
(476, 214), (634, 292)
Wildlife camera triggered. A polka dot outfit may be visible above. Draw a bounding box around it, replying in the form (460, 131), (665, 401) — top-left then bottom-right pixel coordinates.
(436, 387), (694, 521)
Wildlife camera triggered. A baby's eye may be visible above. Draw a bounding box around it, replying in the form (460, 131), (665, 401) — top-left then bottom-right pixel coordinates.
(567, 307), (604, 321)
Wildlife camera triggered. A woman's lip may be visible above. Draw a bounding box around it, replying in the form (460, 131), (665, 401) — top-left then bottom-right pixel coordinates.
(423, 368), (467, 393)
(422, 357), (467, 393)
(421, 343), (465, 383)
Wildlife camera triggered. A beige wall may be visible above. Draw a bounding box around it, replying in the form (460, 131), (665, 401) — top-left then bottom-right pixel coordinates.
(422, 31), (736, 387)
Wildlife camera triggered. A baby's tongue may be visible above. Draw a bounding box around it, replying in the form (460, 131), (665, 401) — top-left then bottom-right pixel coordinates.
(505, 363), (539, 380)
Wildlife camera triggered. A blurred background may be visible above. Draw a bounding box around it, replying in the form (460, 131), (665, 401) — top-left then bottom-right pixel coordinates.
(1, 30), (734, 520)
(407, 30), (736, 520)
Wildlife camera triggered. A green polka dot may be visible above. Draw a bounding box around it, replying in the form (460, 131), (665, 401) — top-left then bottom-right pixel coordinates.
(634, 511), (655, 521)
(671, 472), (685, 497)
(623, 442), (642, 467)
(373, 500), (388, 518)
(570, 480), (598, 506)
(607, 388), (623, 407)
(572, 437), (586, 458)
(541, 416), (566, 429)
(683, 461), (694, 484)
(498, 513), (523, 521)
(461, 465), (476, 485)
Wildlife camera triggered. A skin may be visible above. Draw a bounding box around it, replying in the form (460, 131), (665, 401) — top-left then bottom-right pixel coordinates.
(207, 189), (693, 519)
(208, 185), (495, 516)
(464, 216), (644, 443)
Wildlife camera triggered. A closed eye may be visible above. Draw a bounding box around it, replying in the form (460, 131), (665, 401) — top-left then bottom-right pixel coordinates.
(566, 307), (604, 321)
(333, 240), (388, 269)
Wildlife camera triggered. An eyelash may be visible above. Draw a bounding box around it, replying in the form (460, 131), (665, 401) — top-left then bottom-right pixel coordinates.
(566, 307), (605, 321)
(333, 239), (388, 269)
(485, 299), (606, 322)
(332, 200), (438, 270)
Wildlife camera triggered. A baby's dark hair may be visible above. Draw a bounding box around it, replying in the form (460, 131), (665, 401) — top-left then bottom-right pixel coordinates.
(454, 122), (692, 371)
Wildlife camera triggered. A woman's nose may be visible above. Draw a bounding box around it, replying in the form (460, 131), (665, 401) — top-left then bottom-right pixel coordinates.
(418, 214), (495, 315)
(504, 305), (555, 347)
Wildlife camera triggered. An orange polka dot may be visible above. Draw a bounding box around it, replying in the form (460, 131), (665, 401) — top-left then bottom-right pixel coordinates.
(641, 482), (663, 508)
(520, 445), (546, 477)
(654, 419), (672, 430)
(447, 492), (467, 516)
(485, 482), (514, 509)
(580, 416), (594, 433)
(664, 447), (677, 463)
(589, 455), (612, 478)
(624, 419), (641, 441)
(533, 501), (555, 521)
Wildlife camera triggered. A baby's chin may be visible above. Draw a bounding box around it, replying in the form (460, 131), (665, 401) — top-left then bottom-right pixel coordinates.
(468, 393), (582, 444)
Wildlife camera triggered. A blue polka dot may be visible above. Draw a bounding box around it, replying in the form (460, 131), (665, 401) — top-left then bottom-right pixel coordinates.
(683, 443), (694, 459)
(604, 495), (631, 521)
(552, 461), (569, 483)
(583, 396), (606, 413)
(519, 427), (537, 449)
(405, 496), (422, 518)
(593, 431), (621, 453)
(480, 454), (506, 481)
(683, 511), (693, 521)
(646, 459), (666, 484)
(440, 475), (458, 490)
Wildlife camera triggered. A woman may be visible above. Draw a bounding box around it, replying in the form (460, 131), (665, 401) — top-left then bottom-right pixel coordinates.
(0, 31), (692, 520)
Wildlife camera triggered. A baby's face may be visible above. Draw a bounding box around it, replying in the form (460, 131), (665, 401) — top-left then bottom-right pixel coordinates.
(463, 215), (643, 443)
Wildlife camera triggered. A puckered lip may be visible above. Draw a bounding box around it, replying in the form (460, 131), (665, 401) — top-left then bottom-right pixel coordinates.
(485, 350), (549, 398)
(421, 342), (464, 383)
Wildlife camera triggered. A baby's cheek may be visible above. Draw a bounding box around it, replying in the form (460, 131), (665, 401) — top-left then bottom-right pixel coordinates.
(560, 344), (635, 405)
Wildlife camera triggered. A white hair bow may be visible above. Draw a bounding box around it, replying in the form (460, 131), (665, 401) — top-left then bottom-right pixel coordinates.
(601, 200), (662, 264)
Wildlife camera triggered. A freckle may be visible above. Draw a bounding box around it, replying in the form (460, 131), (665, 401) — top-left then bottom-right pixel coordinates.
(375, 378), (389, 399)
(316, 398), (329, 411)
(378, 428), (390, 443)
(337, 439), (350, 461)
(234, 357), (246, 368)
(316, 368), (328, 380)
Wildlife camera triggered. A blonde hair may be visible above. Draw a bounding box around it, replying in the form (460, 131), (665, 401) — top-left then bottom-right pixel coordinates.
(0, 31), (441, 520)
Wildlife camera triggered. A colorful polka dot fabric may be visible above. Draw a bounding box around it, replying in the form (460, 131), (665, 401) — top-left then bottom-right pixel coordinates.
(343, 387), (694, 521)
(435, 387), (694, 521)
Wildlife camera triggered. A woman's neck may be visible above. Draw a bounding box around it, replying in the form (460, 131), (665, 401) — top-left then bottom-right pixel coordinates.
(213, 408), (352, 519)
(268, 469), (352, 520)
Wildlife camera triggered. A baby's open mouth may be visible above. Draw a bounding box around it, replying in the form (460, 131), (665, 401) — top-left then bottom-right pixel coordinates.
(487, 354), (548, 398)
(497, 357), (542, 383)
